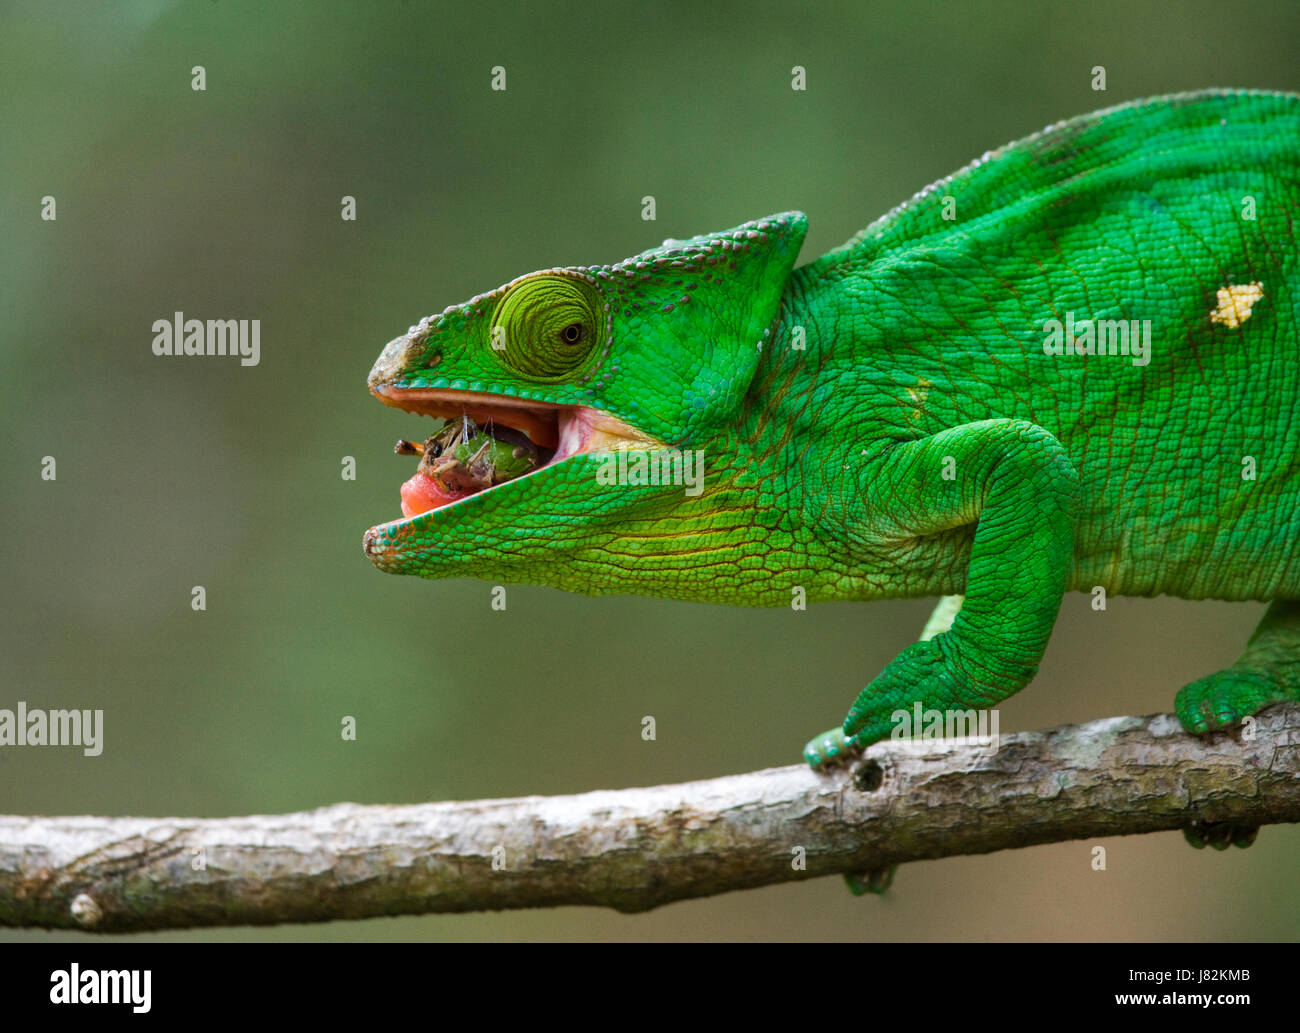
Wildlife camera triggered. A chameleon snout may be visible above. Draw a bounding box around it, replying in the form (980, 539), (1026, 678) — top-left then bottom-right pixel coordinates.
(367, 331), (425, 394)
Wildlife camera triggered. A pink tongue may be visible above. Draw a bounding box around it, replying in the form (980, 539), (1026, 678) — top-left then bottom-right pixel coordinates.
(400, 472), (474, 517)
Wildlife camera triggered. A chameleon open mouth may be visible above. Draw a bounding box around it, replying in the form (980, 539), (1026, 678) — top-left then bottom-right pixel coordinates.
(368, 385), (661, 525)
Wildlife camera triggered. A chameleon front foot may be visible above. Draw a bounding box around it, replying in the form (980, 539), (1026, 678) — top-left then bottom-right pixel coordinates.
(1175, 668), (1292, 734)
(803, 727), (864, 770)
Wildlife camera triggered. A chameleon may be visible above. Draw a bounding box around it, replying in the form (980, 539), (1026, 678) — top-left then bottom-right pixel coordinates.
(364, 89), (1300, 779)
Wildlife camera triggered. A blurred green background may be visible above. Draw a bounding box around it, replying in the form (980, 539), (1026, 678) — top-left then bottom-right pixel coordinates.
(3, 0), (1298, 941)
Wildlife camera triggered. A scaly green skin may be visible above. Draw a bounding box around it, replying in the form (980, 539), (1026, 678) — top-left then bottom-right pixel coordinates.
(365, 89), (1300, 771)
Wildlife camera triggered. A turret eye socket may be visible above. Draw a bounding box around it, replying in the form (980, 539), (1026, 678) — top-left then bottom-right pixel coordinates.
(491, 274), (605, 381)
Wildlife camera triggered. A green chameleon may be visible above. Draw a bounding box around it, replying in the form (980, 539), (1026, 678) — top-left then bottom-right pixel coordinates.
(364, 90), (1300, 786)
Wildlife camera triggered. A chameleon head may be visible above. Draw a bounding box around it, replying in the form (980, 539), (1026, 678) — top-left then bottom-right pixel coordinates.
(363, 212), (807, 591)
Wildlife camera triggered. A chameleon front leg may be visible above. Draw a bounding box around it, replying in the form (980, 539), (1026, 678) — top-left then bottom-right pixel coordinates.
(920, 594), (964, 642)
(803, 595), (965, 772)
(805, 420), (1079, 769)
(826, 595), (968, 894)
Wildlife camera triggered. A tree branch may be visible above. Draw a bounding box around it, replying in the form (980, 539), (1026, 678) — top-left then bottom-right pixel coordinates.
(3, 705), (1299, 932)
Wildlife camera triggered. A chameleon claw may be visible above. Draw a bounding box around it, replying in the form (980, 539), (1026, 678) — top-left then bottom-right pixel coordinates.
(1183, 821), (1260, 850)
(844, 865), (897, 895)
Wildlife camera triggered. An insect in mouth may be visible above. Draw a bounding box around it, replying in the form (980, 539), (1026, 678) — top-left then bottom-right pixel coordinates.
(395, 415), (551, 509)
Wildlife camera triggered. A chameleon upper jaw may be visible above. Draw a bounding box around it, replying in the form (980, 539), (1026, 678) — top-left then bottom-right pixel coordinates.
(370, 385), (661, 454)
(370, 384), (568, 449)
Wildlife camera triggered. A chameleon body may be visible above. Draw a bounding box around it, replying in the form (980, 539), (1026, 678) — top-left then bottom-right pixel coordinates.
(364, 90), (1300, 769)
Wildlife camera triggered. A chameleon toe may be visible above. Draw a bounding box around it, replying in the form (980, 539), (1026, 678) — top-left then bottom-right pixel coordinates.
(803, 727), (860, 771)
(1183, 821), (1261, 850)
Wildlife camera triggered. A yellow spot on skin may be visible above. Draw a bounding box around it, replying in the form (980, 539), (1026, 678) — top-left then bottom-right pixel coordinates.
(907, 377), (932, 421)
(1210, 282), (1264, 329)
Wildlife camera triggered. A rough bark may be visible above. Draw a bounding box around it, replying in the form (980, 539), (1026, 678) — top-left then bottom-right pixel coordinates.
(2, 705), (1298, 932)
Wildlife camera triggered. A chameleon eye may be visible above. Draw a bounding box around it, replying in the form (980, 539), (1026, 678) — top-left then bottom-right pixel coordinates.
(492, 275), (604, 380)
